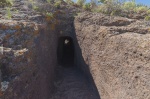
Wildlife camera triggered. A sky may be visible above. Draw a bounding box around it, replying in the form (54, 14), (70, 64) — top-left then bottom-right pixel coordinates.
(136, 0), (150, 6)
(73, 0), (150, 6)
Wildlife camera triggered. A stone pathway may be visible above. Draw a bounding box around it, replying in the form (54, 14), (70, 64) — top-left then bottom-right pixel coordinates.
(51, 67), (100, 99)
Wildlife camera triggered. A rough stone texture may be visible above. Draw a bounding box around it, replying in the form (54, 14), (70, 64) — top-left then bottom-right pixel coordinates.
(1, 0), (150, 98)
(0, 6), (60, 99)
(0, 1), (89, 98)
(75, 12), (150, 99)
(0, 19), (58, 99)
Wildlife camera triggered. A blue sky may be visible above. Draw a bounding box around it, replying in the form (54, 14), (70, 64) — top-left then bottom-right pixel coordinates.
(136, 0), (150, 6)
(73, 0), (150, 6)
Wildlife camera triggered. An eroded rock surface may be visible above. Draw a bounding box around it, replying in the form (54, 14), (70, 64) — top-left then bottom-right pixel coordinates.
(75, 12), (150, 99)
(0, 0), (58, 98)
(1, 0), (150, 99)
(0, 0), (96, 99)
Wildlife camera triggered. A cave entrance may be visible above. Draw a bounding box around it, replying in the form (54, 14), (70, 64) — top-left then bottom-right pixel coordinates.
(57, 36), (75, 67)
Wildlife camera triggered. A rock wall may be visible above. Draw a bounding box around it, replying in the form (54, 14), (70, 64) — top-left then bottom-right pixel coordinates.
(0, 14), (60, 98)
(33, 24), (58, 99)
(0, 0), (95, 98)
(75, 12), (150, 99)
(0, 6), (78, 98)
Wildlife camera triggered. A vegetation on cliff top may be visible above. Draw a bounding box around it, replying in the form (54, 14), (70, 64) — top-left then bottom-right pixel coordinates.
(95, 0), (150, 16)
(0, 0), (13, 7)
(1, 0), (150, 20)
(64, 0), (150, 20)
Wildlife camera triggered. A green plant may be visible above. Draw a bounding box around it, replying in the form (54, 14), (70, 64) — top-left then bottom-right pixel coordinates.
(33, 5), (39, 10)
(83, 3), (91, 11)
(144, 16), (150, 21)
(28, 0), (39, 11)
(47, 0), (51, 3)
(135, 6), (148, 13)
(6, 7), (12, 19)
(98, 0), (105, 3)
(65, 0), (74, 5)
(0, 0), (13, 7)
(147, 9), (150, 14)
(95, 0), (122, 15)
(46, 12), (53, 17)
(6, 0), (13, 5)
(110, 10), (117, 16)
(76, 0), (85, 7)
(93, 5), (106, 13)
(29, 0), (33, 2)
(14, 9), (19, 13)
(54, 1), (61, 8)
(45, 12), (54, 21)
(122, 1), (136, 11)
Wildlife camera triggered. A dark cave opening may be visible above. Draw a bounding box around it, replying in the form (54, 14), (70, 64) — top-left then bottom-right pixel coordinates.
(57, 36), (75, 67)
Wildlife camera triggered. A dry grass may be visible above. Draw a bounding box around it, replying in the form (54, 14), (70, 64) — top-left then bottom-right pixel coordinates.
(0, 0), (13, 7)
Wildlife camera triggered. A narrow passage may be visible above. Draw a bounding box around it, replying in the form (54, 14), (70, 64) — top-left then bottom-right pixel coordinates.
(52, 36), (100, 99)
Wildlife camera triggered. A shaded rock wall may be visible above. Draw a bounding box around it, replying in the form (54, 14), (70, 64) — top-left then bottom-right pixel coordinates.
(0, 20), (43, 98)
(0, 8), (77, 98)
(0, 16), (59, 98)
(75, 12), (150, 99)
(34, 24), (58, 99)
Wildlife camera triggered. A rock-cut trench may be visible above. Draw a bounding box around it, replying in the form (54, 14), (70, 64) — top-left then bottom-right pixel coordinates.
(51, 36), (100, 99)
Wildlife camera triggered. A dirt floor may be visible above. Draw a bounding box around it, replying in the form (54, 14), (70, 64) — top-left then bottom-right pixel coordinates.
(51, 66), (100, 99)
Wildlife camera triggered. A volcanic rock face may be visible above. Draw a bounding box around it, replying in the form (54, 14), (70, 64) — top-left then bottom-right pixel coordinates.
(0, 0), (59, 98)
(0, 19), (59, 99)
(1, 0), (150, 98)
(75, 12), (150, 99)
(0, 0), (91, 98)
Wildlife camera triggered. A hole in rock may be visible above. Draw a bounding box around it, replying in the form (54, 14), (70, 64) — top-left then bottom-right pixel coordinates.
(57, 36), (75, 67)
